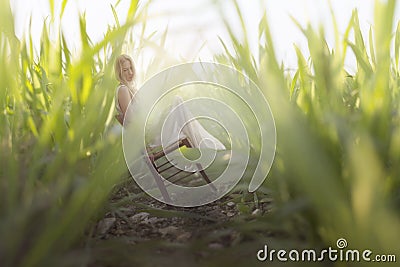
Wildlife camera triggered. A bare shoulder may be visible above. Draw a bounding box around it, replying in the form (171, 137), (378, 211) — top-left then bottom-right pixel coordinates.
(118, 85), (131, 97)
(117, 84), (129, 93)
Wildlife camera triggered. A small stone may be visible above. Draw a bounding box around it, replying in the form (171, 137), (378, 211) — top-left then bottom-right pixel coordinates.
(208, 243), (223, 249)
(226, 211), (236, 217)
(227, 201), (236, 207)
(97, 217), (116, 235)
(159, 226), (179, 236)
(130, 212), (150, 223)
(142, 217), (159, 225)
(252, 209), (261, 216)
(177, 232), (192, 242)
(114, 229), (125, 235)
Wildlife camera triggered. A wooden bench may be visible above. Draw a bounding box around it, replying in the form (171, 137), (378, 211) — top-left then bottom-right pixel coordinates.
(116, 115), (215, 202)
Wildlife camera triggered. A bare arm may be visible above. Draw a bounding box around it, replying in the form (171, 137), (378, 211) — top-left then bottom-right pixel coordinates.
(117, 86), (133, 121)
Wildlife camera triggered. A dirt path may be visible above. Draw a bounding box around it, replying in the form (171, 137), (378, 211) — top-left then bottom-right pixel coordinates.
(87, 180), (274, 267)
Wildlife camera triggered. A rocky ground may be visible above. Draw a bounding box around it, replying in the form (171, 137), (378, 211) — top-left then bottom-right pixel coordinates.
(94, 181), (272, 244)
(87, 179), (274, 267)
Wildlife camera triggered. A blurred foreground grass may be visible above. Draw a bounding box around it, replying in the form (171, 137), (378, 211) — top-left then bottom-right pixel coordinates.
(215, 0), (400, 264)
(0, 0), (400, 266)
(0, 0), (139, 266)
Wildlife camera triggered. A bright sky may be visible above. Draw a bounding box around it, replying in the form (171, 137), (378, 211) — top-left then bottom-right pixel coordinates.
(10, 0), (400, 73)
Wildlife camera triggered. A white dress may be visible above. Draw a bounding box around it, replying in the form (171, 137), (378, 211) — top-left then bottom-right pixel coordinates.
(115, 85), (226, 151)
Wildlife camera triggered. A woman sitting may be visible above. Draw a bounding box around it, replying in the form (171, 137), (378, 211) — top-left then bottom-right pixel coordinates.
(114, 54), (225, 150)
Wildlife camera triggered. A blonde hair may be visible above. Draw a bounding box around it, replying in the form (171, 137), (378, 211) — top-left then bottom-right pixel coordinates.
(114, 54), (136, 90)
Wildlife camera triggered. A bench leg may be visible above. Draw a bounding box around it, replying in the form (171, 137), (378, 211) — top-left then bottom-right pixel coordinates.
(145, 156), (171, 202)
